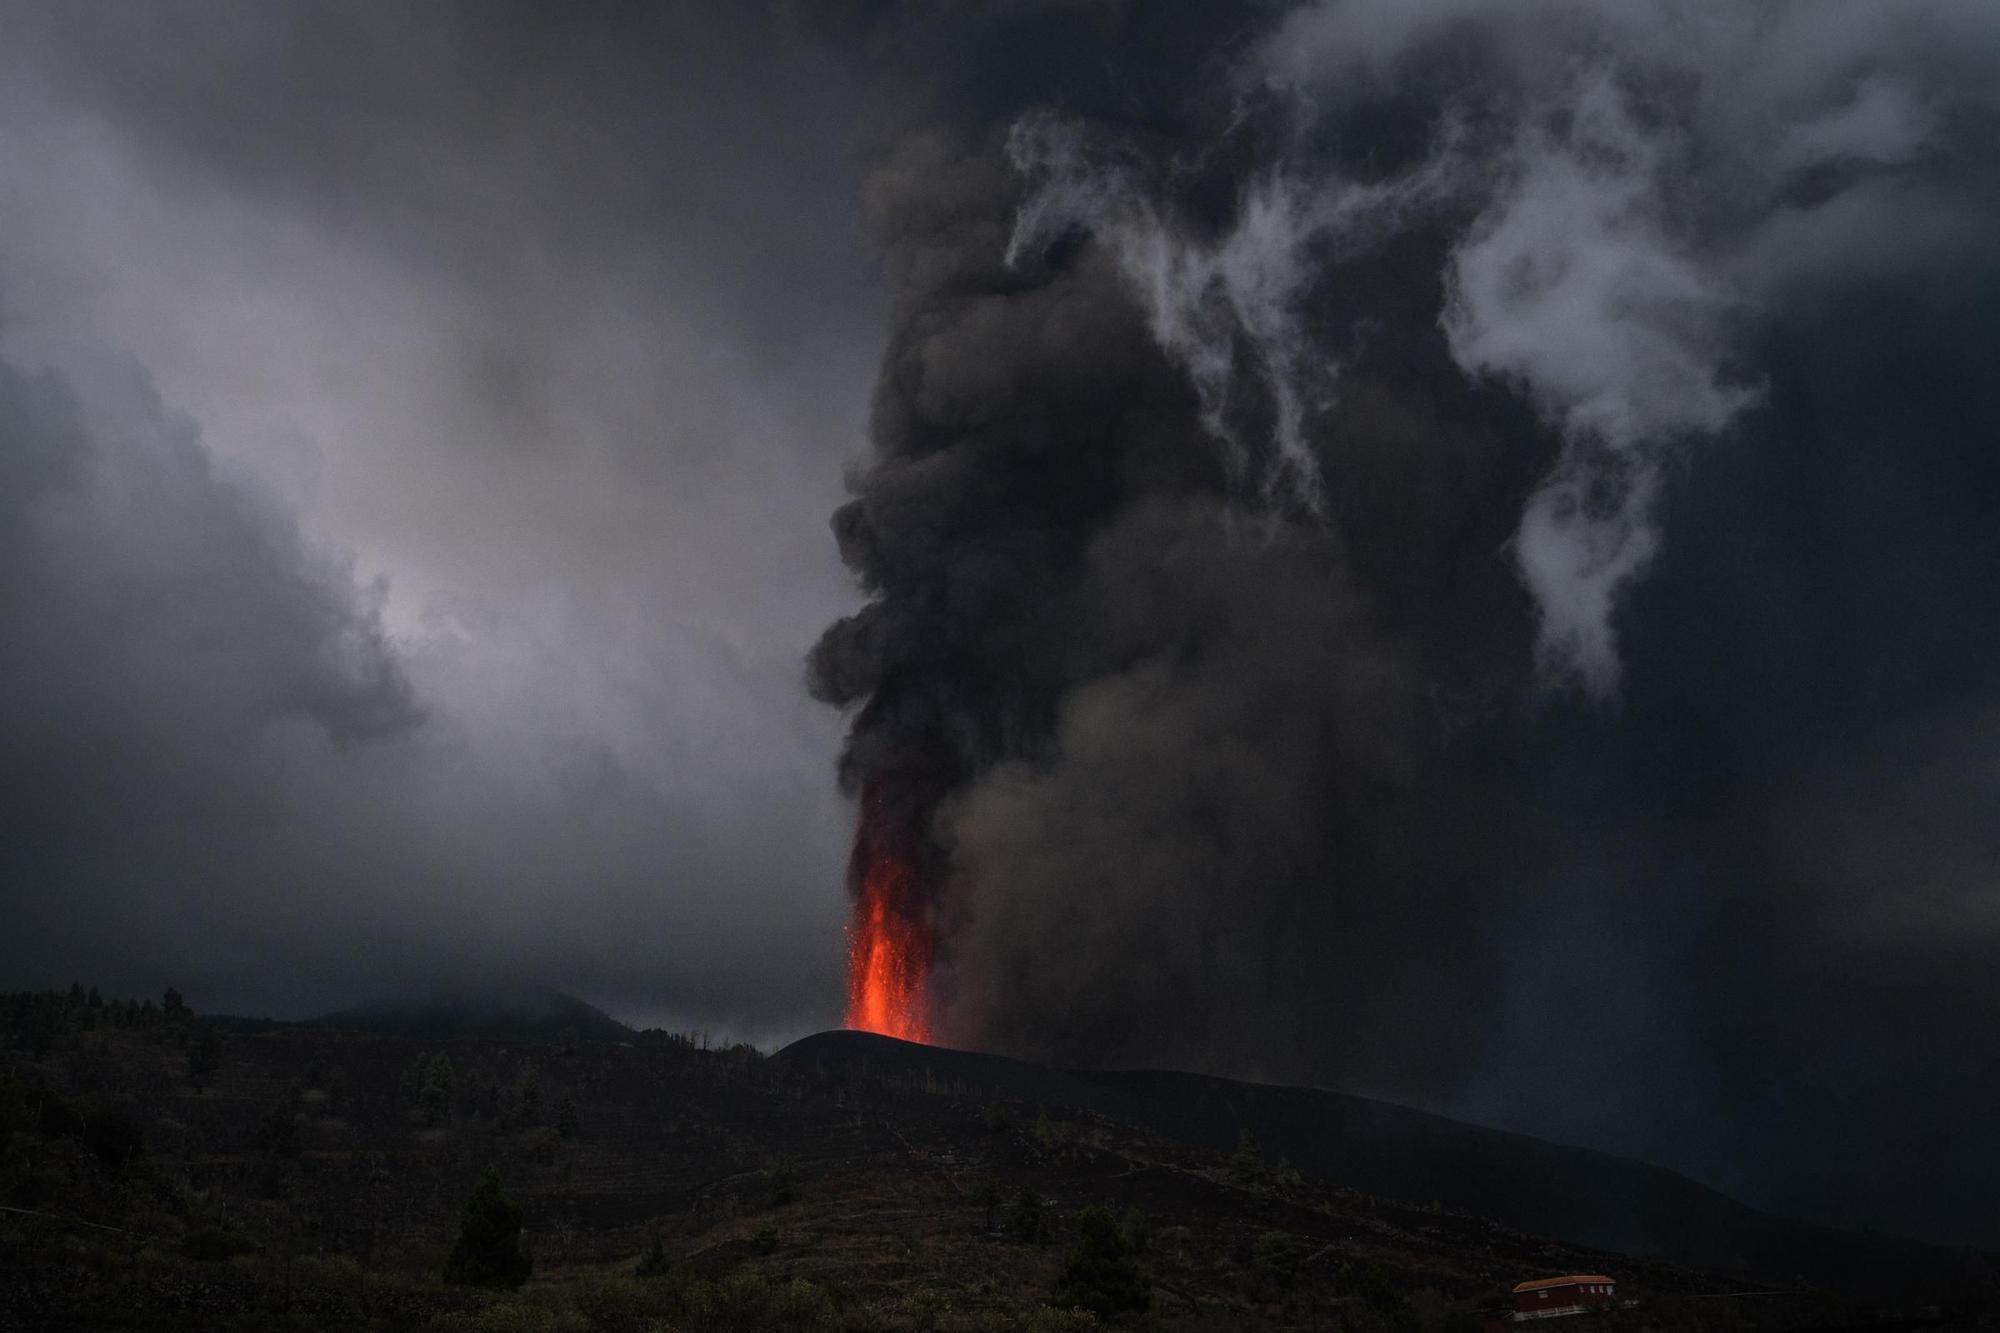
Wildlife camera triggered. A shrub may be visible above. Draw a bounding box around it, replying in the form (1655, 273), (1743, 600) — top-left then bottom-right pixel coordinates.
(975, 1178), (1004, 1232)
(82, 1108), (145, 1171)
(712, 1270), (778, 1326)
(1117, 1207), (1148, 1254)
(771, 1276), (836, 1330)
(428, 1299), (586, 1333)
(1250, 1230), (1306, 1292)
(762, 1153), (800, 1206)
(0, 1077), (27, 1136)
(444, 1169), (533, 1288)
(407, 1051), (457, 1126)
(898, 1286), (949, 1332)
(294, 1253), (365, 1285)
(573, 1275), (652, 1332)
(1052, 1207), (1148, 1321)
(634, 1235), (672, 1278)
(181, 1226), (258, 1262)
(1340, 1257), (1402, 1311)
(189, 1025), (222, 1089)
(1229, 1128), (1263, 1180)
(258, 1101), (301, 1157)
(1005, 1187), (1045, 1244)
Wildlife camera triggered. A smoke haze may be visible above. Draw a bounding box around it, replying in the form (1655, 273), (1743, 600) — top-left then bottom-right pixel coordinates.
(815, 0), (2000, 1249)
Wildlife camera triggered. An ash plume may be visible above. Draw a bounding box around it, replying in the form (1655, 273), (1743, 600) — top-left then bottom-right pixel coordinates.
(813, 1), (2000, 1247)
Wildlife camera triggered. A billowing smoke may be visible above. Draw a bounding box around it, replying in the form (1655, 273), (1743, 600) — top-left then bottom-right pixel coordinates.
(813, 1), (2000, 1246)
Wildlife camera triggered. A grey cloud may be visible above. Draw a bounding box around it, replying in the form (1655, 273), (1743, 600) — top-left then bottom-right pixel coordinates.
(0, 338), (852, 1032)
(0, 2), (877, 1037)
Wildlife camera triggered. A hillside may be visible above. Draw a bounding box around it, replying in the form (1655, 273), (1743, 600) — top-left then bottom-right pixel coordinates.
(2, 991), (1992, 1330)
(775, 1032), (1970, 1300)
(310, 985), (634, 1045)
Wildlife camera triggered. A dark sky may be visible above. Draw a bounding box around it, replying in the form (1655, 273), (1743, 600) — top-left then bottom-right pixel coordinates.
(3, 1), (1998, 1252)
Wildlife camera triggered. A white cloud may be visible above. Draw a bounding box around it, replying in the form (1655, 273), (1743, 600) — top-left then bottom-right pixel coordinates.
(1442, 75), (1753, 696)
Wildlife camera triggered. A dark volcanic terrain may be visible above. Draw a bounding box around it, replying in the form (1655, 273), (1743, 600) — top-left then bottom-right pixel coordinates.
(2, 991), (1992, 1330)
(775, 1034), (1973, 1299)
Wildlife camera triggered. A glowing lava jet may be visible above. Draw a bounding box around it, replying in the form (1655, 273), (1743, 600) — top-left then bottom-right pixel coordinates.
(843, 780), (933, 1043)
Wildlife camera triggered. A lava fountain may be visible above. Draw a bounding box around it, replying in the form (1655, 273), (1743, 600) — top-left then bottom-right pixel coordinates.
(844, 779), (933, 1043)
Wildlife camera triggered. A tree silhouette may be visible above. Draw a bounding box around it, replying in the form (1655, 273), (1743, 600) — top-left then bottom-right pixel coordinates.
(1006, 1186), (1045, 1243)
(189, 1025), (222, 1091)
(444, 1169), (532, 1288)
(1230, 1127), (1264, 1181)
(1052, 1206), (1149, 1319)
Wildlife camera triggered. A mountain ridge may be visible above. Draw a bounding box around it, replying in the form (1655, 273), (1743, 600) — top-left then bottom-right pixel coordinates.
(309, 983), (632, 1043)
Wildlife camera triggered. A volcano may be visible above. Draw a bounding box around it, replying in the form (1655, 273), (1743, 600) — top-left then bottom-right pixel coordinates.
(842, 778), (933, 1042)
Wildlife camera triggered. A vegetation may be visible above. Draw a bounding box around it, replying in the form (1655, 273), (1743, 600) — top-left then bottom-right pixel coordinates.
(1051, 1206), (1148, 1319)
(189, 1023), (223, 1090)
(445, 1170), (533, 1288)
(1229, 1127), (1263, 1181)
(1005, 1185), (1046, 1244)
(0, 983), (1984, 1331)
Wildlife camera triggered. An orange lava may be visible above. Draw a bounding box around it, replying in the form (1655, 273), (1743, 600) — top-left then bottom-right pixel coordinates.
(844, 784), (932, 1043)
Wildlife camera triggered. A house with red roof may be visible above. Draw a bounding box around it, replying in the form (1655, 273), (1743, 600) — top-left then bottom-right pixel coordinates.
(1510, 1274), (1617, 1320)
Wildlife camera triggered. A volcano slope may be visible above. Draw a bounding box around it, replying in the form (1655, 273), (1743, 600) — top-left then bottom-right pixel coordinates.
(2, 996), (1991, 1330)
(777, 1032), (1983, 1304)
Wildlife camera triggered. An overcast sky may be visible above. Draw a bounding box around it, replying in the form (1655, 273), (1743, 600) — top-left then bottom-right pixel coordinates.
(3, 0), (1998, 1254)
(0, 2), (882, 1041)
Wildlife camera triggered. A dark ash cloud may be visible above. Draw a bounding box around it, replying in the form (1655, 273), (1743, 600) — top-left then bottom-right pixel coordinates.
(815, 0), (2000, 1248)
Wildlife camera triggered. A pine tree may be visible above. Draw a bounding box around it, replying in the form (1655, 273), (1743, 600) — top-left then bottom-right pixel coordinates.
(417, 1053), (455, 1126)
(1006, 1186), (1045, 1243)
(1230, 1127), (1264, 1180)
(976, 1179), (1003, 1233)
(400, 1051), (431, 1107)
(190, 1025), (223, 1091)
(1052, 1206), (1149, 1319)
(444, 1170), (532, 1288)
(517, 1065), (541, 1124)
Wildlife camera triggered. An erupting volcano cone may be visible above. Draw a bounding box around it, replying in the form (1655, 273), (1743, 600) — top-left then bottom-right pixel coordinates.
(844, 780), (932, 1042)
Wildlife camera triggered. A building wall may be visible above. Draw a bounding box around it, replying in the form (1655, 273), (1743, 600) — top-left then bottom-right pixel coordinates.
(1512, 1282), (1616, 1317)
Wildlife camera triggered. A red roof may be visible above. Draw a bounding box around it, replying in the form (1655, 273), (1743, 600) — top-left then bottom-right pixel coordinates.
(1513, 1274), (1615, 1293)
